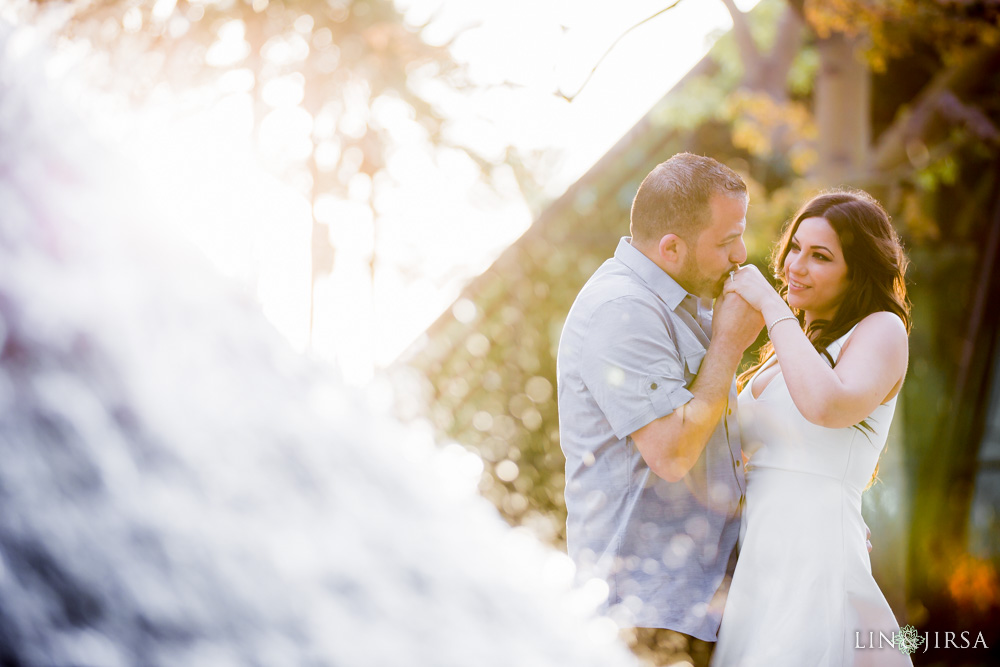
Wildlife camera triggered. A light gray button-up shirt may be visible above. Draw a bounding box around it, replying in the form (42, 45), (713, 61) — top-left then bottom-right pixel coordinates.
(557, 237), (745, 640)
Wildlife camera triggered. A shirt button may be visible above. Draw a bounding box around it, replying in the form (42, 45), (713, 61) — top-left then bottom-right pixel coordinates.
(650, 383), (658, 390)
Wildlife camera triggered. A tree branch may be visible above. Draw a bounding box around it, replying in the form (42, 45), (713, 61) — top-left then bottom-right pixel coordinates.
(558, 0), (687, 102)
(872, 43), (1000, 172)
(759, 5), (805, 98)
(720, 0), (761, 73)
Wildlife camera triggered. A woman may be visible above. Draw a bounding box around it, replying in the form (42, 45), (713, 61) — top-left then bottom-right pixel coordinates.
(710, 190), (912, 666)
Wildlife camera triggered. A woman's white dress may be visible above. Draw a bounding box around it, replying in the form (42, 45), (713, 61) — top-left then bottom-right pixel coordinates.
(711, 326), (911, 666)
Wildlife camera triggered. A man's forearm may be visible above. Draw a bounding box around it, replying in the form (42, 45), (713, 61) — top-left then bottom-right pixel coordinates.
(633, 339), (743, 482)
(666, 341), (743, 474)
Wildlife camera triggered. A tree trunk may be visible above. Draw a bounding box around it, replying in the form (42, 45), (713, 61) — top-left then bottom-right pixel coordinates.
(813, 33), (870, 184)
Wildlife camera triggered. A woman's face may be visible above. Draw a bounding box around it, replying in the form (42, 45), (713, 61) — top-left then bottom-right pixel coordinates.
(783, 216), (850, 323)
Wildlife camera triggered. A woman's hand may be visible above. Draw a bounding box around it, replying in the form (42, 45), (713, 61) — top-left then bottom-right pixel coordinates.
(723, 265), (783, 312)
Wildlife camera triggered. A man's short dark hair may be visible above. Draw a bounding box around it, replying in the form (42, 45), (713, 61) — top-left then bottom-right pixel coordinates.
(630, 153), (747, 244)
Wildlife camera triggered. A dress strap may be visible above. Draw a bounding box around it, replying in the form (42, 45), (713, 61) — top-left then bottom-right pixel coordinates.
(759, 354), (779, 373)
(826, 323), (861, 366)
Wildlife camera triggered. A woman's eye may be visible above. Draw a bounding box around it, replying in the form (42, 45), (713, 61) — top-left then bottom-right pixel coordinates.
(814, 253), (830, 261)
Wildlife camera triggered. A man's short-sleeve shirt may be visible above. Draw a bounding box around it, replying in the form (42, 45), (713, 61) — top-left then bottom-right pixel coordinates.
(557, 237), (745, 641)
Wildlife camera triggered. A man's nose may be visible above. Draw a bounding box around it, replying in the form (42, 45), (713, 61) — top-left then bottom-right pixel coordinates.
(731, 239), (748, 265)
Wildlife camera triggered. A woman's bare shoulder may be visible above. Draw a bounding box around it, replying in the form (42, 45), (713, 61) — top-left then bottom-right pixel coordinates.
(843, 311), (908, 355)
(856, 311), (907, 336)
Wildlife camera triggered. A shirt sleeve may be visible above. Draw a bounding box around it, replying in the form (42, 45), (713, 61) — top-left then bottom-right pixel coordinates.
(580, 296), (694, 439)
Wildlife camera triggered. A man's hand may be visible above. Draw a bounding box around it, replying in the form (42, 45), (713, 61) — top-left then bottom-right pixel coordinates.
(713, 290), (764, 354)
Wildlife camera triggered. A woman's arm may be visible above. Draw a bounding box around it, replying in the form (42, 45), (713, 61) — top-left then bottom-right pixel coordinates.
(766, 310), (907, 428)
(726, 266), (909, 428)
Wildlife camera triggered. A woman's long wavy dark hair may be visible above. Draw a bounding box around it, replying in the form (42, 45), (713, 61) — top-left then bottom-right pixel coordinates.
(737, 189), (912, 486)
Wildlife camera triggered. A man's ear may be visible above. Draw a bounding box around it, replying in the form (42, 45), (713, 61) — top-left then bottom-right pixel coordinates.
(657, 233), (686, 266)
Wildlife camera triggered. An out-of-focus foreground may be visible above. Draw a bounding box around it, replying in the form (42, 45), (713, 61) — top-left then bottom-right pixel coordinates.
(0, 22), (638, 667)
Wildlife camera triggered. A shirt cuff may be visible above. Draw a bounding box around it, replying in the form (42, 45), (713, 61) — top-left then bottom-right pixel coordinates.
(614, 383), (694, 440)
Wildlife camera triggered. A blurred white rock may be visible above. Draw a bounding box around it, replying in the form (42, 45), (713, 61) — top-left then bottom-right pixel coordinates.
(0, 22), (637, 667)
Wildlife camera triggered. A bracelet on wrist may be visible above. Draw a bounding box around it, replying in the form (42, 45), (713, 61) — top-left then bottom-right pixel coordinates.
(766, 315), (798, 337)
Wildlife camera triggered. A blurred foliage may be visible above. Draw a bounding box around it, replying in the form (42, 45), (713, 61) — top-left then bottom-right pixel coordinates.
(51, 0), (466, 184)
(803, 0), (1000, 71)
(40, 0), (522, 288)
(727, 91), (817, 173)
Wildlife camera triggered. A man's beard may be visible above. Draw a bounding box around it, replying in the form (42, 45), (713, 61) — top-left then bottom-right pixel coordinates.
(708, 273), (729, 298)
(680, 254), (729, 299)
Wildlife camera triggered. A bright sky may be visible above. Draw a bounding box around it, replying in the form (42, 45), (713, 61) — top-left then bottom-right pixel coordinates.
(403, 0), (759, 191)
(55, 0), (760, 386)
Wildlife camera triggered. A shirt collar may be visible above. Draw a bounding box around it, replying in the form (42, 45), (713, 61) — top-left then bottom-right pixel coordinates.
(614, 237), (690, 311)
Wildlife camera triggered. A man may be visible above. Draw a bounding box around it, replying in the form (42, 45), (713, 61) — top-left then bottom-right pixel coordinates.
(556, 153), (763, 665)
